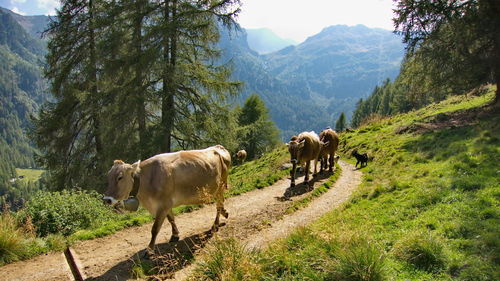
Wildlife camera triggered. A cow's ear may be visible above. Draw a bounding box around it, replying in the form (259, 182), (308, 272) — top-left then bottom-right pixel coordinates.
(298, 139), (305, 148)
(323, 141), (330, 147)
(130, 160), (141, 176)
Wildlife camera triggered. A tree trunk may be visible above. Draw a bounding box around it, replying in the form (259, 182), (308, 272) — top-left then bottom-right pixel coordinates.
(485, 0), (500, 106)
(134, 0), (147, 158)
(161, 0), (177, 153)
(88, 0), (103, 161)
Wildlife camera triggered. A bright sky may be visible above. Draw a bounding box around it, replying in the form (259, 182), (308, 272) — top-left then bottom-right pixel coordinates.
(0, 0), (396, 43)
(0, 0), (58, 16)
(238, 0), (396, 43)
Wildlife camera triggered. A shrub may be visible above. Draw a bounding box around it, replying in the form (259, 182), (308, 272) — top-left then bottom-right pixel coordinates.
(451, 175), (486, 191)
(392, 230), (446, 272)
(0, 212), (30, 265)
(189, 237), (262, 280)
(327, 236), (386, 281)
(18, 190), (117, 237)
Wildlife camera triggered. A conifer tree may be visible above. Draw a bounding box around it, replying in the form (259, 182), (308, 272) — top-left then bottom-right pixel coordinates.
(394, 0), (500, 106)
(151, 0), (241, 153)
(237, 94), (280, 159)
(35, 0), (106, 190)
(34, 0), (243, 190)
(335, 112), (347, 132)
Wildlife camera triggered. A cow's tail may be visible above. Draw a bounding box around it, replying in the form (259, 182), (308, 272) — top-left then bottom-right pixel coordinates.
(215, 147), (231, 190)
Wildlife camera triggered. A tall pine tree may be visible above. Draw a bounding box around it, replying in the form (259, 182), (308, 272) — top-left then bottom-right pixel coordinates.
(335, 112), (347, 132)
(35, 0), (106, 190)
(35, 0), (242, 190)
(237, 94), (280, 159)
(394, 0), (500, 106)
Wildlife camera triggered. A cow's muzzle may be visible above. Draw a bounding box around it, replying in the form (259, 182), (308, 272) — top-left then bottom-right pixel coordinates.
(102, 196), (119, 206)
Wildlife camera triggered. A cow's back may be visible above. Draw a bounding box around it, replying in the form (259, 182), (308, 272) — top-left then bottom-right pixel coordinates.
(297, 131), (320, 163)
(320, 129), (339, 155)
(137, 146), (231, 213)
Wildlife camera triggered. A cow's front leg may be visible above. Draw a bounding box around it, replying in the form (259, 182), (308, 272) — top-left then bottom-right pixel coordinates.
(148, 210), (167, 251)
(329, 154), (334, 172)
(167, 209), (179, 242)
(304, 161), (310, 184)
(290, 162), (297, 187)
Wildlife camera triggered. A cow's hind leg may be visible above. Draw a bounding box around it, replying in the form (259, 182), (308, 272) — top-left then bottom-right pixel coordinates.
(167, 209), (180, 242)
(212, 191), (227, 232)
(148, 211), (168, 251)
(329, 154), (334, 172)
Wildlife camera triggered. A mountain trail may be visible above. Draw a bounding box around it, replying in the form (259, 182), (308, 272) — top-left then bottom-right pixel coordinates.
(0, 161), (361, 281)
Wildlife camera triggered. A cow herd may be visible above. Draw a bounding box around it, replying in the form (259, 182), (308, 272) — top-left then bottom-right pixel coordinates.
(286, 128), (340, 187)
(102, 128), (341, 253)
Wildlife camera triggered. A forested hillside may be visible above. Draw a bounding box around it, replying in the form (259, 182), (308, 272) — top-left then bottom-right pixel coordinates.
(0, 8), (48, 206)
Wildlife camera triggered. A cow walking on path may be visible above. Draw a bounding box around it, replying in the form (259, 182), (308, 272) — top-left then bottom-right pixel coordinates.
(319, 128), (340, 173)
(287, 131), (321, 187)
(103, 145), (231, 252)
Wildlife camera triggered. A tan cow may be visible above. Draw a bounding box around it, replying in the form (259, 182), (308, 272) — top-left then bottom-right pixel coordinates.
(319, 128), (340, 173)
(286, 131), (321, 187)
(103, 145), (231, 251)
(235, 149), (247, 164)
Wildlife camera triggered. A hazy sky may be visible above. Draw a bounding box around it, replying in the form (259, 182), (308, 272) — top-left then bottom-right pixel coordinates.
(238, 0), (396, 43)
(0, 0), (396, 43)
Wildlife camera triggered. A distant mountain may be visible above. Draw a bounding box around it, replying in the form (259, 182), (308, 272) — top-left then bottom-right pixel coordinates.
(0, 8), (48, 172)
(245, 28), (297, 54)
(0, 7), (49, 40)
(220, 24), (404, 137)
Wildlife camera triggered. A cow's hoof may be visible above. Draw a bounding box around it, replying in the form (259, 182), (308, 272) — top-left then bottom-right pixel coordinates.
(222, 211), (229, 219)
(290, 183), (295, 187)
(169, 236), (179, 243)
(143, 248), (154, 259)
(211, 225), (219, 233)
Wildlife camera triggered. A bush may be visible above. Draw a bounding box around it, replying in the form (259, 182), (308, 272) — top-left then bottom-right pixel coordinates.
(392, 230), (446, 272)
(451, 175), (486, 191)
(189, 237), (262, 280)
(327, 236), (386, 281)
(18, 190), (117, 237)
(0, 212), (30, 265)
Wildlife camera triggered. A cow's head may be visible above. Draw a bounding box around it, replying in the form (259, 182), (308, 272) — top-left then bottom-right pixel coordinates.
(286, 136), (305, 164)
(103, 160), (141, 206)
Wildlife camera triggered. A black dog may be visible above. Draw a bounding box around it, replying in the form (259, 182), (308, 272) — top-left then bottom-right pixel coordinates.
(352, 149), (368, 168)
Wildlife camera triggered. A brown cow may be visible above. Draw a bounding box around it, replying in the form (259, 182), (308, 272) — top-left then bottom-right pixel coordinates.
(286, 131), (321, 187)
(235, 149), (247, 164)
(319, 128), (340, 173)
(103, 145), (231, 251)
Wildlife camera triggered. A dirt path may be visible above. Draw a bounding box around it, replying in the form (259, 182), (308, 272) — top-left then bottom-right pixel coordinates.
(0, 161), (361, 281)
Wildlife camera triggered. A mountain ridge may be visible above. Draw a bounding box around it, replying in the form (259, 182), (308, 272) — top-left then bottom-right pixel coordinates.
(245, 27), (297, 54)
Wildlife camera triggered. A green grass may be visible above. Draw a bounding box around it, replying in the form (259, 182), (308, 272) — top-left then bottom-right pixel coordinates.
(228, 146), (290, 196)
(187, 87), (499, 280)
(15, 168), (45, 182)
(285, 163), (341, 214)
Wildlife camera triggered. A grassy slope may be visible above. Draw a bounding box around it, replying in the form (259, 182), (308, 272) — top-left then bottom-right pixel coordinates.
(190, 88), (499, 280)
(14, 168), (44, 182)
